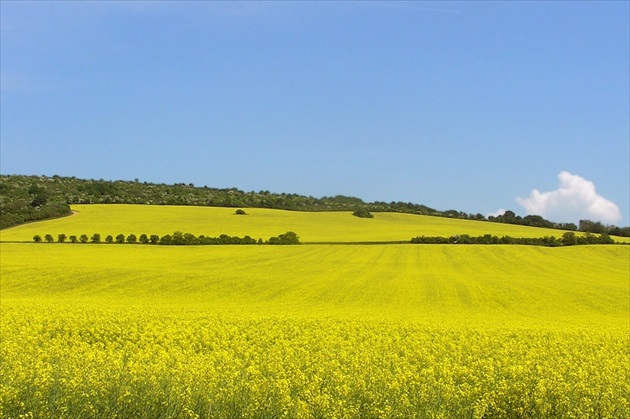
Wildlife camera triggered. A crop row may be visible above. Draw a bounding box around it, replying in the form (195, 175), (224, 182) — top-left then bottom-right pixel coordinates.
(32, 231), (301, 245)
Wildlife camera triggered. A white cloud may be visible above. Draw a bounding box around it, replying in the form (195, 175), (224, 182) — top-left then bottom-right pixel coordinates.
(516, 171), (622, 225)
(487, 208), (507, 218)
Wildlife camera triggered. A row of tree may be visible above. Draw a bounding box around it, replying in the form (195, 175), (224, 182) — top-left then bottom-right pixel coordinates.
(33, 231), (301, 245)
(3, 174), (629, 236)
(410, 232), (618, 247)
(486, 210), (579, 231)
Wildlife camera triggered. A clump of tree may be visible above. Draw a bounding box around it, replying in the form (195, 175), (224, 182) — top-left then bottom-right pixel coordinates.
(410, 232), (617, 247)
(0, 177), (71, 229)
(268, 231), (300, 245)
(487, 210), (579, 231)
(33, 231), (300, 245)
(234, 209), (247, 215)
(578, 219), (630, 237)
(352, 208), (374, 218)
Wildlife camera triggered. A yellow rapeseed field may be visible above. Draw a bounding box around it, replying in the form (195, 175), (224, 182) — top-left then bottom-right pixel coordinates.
(1, 206), (629, 418)
(4, 204), (624, 243)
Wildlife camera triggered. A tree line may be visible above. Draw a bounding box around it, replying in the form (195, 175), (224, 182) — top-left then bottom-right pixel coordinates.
(410, 232), (618, 247)
(33, 231), (300, 245)
(3, 174), (629, 236)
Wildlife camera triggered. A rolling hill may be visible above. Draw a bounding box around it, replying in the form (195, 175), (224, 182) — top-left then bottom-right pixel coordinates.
(3, 203), (627, 243)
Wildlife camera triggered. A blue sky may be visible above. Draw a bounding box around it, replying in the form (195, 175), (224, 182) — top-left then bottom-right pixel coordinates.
(1, 1), (628, 225)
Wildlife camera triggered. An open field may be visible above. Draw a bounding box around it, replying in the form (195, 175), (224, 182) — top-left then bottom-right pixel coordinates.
(1, 243), (628, 325)
(4, 204), (627, 243)
(1, 206), (629, 418)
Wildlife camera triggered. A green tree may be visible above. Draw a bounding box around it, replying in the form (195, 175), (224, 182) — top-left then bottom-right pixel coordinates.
(80, 234), (89, 243)
(91, 233), (101, 243)
(126, 234), (137, 244)
(30, 193), (48, 207)
(69, 235), (78, 243)
(105, 235), (114, 244)
(183, 233), (197, 245)
(33, 235), (42, 243)
(598, 233), (614, 244)
(58, 233), (67, 243)
(172, 231), (184, 245)
(139, 234), (149, 244)
(562, 232), (577, 246)
(44, 234), (54, 243)
(269, 231), (300, 245)
(115, 234), (125, 244)
(579, 219), (606, 234)
(149, 234), (160, 244)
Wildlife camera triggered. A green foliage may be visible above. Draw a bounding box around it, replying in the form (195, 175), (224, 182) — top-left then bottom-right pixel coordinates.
(57, 233), (67, 243)
(44, 234), (54, 243)
(488, 210), (580, 232)
(235, 209), (247, 215)
(0, 176), (71, 229)
(159, 235), (172, 245)
(171, 231), (185, 245)
(32, 231), (300, 246)
(411, 233), (618, 247)
(352, 208), (374, 218)
(268, 231), (300, 245)
(33, 235), (42, 243)
(562, 232), (577, 246)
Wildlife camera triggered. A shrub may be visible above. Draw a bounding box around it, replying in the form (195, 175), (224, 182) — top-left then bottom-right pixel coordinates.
(352, 208), (374, 218)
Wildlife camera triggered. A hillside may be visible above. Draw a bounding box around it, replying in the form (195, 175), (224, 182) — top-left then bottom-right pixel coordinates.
(4, 204), (625, 244)
(3, 174), (613, 235)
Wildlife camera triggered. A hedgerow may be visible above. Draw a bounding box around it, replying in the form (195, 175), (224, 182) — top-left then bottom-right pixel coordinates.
(33, 231), (300, 245)
(410, 232), (617, 246)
